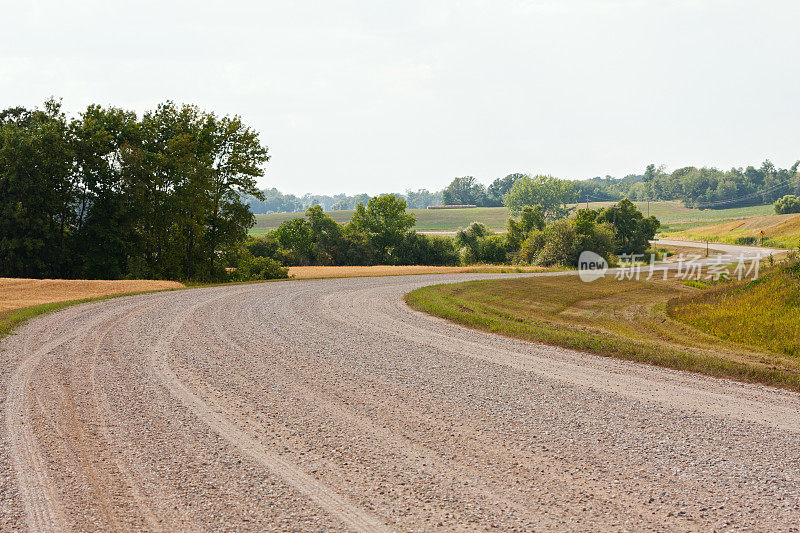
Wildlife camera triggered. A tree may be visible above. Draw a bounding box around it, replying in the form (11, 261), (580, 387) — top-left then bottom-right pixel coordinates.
(502, 174), (576, 218)
(442, 176), (486, 206)
(505, 205), (545, 251)
(348, 195), (416, 263)
(596, 199), (660, 255)
(486, 173), (524, 206)
(0, 99), (77, 278)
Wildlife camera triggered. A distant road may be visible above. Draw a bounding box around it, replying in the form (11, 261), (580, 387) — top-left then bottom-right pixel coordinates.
(1, 242), (799, 530)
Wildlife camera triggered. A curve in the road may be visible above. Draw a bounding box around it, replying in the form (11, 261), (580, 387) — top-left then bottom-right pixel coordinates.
(1, 242), (798, 530)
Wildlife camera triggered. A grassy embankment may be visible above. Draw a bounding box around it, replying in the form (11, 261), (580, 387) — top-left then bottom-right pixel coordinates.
(406, 259), (800, 391)
(663, 212), (800, 249)
(251, 201), (776, 236)
(669, 258), (800, 357)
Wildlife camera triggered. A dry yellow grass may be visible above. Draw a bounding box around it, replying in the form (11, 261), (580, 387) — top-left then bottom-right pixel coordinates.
(288, 265), (546, 279)
(0, 278), (184, 313)
(666, 213), (800, 248)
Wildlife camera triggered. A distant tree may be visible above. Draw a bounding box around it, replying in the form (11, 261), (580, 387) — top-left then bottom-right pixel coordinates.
(442, 176), (487, 206)
(274, 217), (314, 265)
(505, 205), (545, 251)
(502, 174), (576, 218)
(486, 173), (524, 206)
(405, 188), (443, 209)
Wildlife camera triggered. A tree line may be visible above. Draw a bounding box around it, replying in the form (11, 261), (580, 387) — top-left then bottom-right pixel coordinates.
(0, 99), (267, 280)
(246, 195), (659, 269)
(251, 160), (800, 216)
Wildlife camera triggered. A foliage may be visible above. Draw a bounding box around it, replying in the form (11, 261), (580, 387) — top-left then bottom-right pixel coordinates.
(0, 99), (269, 281)
(442, 176), (487, 206)
(502, 174), (576, 218)
(511, 206), (614, 267)
(250, 198), (458, 267)
(572, 160), (800, 209)
(229, 252), (289, 281)
(596, 199), (660, 255)
(774, 194), (800, 214)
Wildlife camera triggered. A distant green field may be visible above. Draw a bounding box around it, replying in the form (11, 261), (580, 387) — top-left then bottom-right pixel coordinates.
(251, 207), (511, 234)
(249, 201), (776, 236)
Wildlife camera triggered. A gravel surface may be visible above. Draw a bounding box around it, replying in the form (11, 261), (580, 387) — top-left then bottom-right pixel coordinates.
(2, 263), (800, 531)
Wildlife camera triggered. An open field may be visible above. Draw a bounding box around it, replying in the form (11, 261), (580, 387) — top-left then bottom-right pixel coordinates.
(406, 270), (800, 391)
(663, 212), (800, 249)
(0, 278), (184, 314)
(251, 206), (511, 234)
(251, 201), (777, 235)
(4, 272), (800, 529)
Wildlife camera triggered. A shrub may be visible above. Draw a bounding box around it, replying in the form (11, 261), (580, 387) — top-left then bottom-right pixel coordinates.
(774, 195), (800, 214)
(230, 253), (289, 281)
(735, 236), (758, 246)
(393, 232), (459, 265)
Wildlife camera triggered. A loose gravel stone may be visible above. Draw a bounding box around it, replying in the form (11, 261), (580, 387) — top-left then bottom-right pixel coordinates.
(1, 271), (799, 531)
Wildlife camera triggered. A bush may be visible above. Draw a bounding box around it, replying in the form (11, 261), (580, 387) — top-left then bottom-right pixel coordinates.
(478, 235), (508, 264)
(393, 232), (459, 265)
(230, 253), (289, 281)
(735, 236), (758, 246)
(774, 195), (800, 214)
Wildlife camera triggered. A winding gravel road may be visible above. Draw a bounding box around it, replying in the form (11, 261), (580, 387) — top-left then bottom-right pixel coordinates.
(2, 246), (799, 531)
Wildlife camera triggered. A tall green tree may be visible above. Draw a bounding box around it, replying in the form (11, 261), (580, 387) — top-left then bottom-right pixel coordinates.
(596, 199), (660, 255)
(502, 174), (576, 218)
(348, 195), (416, 263)
(0, 100), (77, 277)
(442, 176), (487, 206)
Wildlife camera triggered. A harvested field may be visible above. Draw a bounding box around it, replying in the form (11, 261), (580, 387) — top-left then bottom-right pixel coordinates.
(287, 265), (546, 279)
(0, 278), (184, 313)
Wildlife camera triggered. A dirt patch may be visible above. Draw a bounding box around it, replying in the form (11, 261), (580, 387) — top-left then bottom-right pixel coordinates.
(0, 279), (184, 313)
(287, 265), (546, 279)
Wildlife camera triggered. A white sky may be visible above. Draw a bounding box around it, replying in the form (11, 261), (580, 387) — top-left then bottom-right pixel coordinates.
(2, 1), (799, 195)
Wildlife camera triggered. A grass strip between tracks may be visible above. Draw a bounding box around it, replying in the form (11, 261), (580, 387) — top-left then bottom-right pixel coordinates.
(405, 276), (800, 392)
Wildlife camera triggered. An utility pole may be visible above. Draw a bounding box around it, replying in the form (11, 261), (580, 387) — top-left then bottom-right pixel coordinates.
(706, 239), (709, 257)
(647, 199), (650, 218)
(586, 194), (589, 210)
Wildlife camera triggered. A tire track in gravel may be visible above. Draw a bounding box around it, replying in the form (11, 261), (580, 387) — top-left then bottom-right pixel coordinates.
(198, 296), (564, 528)
(3, 257), (800, 530)
(144, 289), (392, 533)
(322, 282), (800, 433)
(4, 304), (115, 532)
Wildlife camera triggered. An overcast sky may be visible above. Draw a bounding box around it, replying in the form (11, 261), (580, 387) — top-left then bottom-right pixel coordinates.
(2, 1), (798, 195)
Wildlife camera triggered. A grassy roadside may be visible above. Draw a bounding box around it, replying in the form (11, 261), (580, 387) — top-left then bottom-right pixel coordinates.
(405, 274), (800, 391)
(669, 258), (799, 357)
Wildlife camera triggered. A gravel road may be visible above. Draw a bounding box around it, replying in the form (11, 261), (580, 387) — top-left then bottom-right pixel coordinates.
(2, 257), (800, 530)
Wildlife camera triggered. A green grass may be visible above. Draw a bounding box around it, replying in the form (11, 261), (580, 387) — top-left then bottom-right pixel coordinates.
(251, 201), (776, 235)
(252, 207), (511, 234)
(669, 258), (800, 357)
(406, 274), (800, 391)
